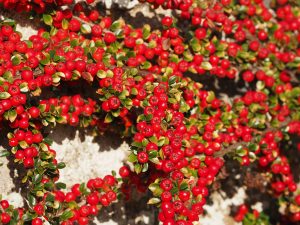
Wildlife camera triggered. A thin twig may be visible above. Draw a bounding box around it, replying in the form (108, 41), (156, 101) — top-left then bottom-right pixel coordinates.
(214, 118), (292, 158)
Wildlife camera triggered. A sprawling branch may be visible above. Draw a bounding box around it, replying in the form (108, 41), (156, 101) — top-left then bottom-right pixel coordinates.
(214, 118), (292, 158)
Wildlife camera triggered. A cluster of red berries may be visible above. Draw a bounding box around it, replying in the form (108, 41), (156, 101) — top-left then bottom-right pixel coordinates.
(34, 0), (300, 85)
(143, 0), (300, 82)
(0, 0), (299, 224)
(290, 195), (300, 222)
(139, 0), (192, 11)
(0, 0), (95, 13)
(234, 204), (261, 223)
(0, 174), (118, 225)
(256, 132), (298, 194)
(39, 95), (97, 126)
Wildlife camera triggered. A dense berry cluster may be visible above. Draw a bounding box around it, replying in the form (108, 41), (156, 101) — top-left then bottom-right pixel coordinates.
(0, 0), (95, 13)
(0, 0), (299, 225)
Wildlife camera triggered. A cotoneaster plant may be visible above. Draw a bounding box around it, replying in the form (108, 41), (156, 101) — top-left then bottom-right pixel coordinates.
(0, 0), (299, 225)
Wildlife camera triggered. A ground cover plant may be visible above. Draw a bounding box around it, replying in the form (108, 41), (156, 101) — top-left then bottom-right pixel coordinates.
(0, 0), (299, 224)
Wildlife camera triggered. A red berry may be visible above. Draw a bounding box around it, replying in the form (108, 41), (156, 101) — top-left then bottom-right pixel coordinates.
(162, 16), (173, 27)
(295, 195), (300, 206)
(24, 157), (34, 168)
(119, 166), (130, 178)
(31, 218), (43, 225)
(242, 70), (255, 82)
(28, 107), (40, 118)
(33, 204), (44, 215)
(1, 212), (11, 224)
(195, 28), (206, 40)
(137, 152), (148, 163)
(0, 200), (9, 209)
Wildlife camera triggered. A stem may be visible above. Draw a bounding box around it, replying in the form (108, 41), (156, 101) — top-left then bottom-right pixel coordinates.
(214, 118), (292, 158)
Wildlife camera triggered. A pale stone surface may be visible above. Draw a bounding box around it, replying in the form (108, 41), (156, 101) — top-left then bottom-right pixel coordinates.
(0, 157), (24, 208)
(202, 189), (246, 225)
(104, 0), (139, 9)
(50, 128), (129, 188)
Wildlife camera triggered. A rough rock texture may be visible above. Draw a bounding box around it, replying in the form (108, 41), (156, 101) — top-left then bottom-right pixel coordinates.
(50, 127), (129, 188)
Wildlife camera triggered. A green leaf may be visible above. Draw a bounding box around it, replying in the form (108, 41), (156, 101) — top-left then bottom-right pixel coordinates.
(249, 152), (256, 161)
(1, 19), (15, 26)
(256, 81), (265, 91)
(59, 210), (74, 221)
(40, 57), (50, 65)
(56, 182), (66, 190)
(47, 163), (56, 170)
(110, 20), (121, 31)
(43, 14), (53, 26)
(45, 193), (55, 202)
(0, 150), (10, 157)
(164, 67), (173, 76)
(291, 87), (300, 98)
(20, 82), (29, 92)
(57, 162), (66, 169)
(142, 24), (151, 39)
(142, 163), (149, 172)
(236, 147), (248, 157)
(104, 113), (113, 123)
(179, 99), (190, 113)
(148, 151), (158, 159)
(11, 55), (21, 65)
(19, 141), (28, 149)
(3, 71), (13, 83)
(12, 208), (19, 220)
(22, 175), (28, 183)
(43, 138), (53, 145)
(168, 98), (177, 104)
(142, 138), (149, 147)
(27, 194), (36, 207)
(180, 182), (188, 190)
(149, 136), (158, 144)
(62, 19), (69, 30)
(32, 174), (43, 184)
(190, 38), (201, 52)
(158, 137), (168, 146)
(97, 70), (107, 79)
(248, 143), (258, 152)
(168, 76), (177, 85)
(79, 183), (88, 194)
(39, 143), (49, 151)
(0, 92), (11, 99)
(134, 163), (142, 174)
(132, 141), (142, 147)
(201, 61), (212, 70)
(131, 88), (138, 95)
(111, 109), (120, 117)
(149, 183), (163, 196)
(38, 104), (46, 113)
(8, 109), (17, 122)
(42, 32), (50, 39)
(81, 24), (91, 34)
(140, 61), (151, 69)
(149, 157), (160, 164)
(206, 91), (215, 103)
(128, 153), (137, 163)
(22, 212), (34, 221)
(147, 197), (161, 204)
(216, 43), (227, 51)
